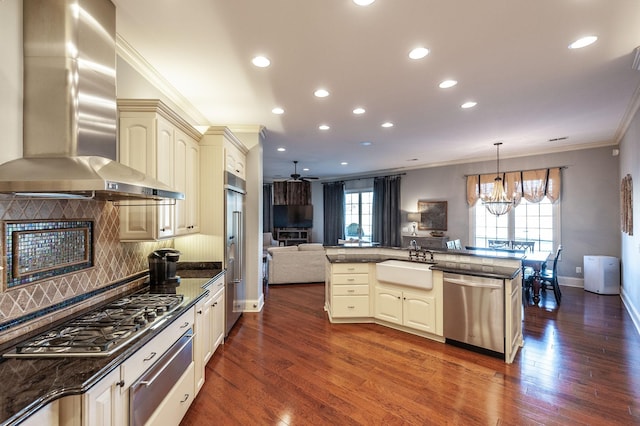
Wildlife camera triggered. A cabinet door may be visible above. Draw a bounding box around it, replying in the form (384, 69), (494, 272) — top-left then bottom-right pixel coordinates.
(403, 291), (436, 333)
(83, 367), (123, 426)
(211, 287), (225, 353)
(225, 142), (245, 179)
(119, 116), (156, 240)
(156, 116), (175, 239)
(374, 287), (402, 324)
(186, 138), (200, 233)
(174, 133), (188, 235)
(175, 131), (199, 236)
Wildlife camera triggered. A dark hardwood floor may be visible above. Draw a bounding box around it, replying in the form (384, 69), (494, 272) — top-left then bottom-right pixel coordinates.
(181, 284), (640, 425)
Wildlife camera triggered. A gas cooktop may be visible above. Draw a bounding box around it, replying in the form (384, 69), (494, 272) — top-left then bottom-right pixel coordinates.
(3, 293), (184, 358)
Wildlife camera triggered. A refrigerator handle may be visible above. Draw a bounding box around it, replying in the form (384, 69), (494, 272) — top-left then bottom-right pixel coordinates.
(233, 210), (243, 282)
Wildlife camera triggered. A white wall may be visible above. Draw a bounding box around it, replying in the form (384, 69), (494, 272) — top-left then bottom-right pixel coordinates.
(619, 106), (640, 332)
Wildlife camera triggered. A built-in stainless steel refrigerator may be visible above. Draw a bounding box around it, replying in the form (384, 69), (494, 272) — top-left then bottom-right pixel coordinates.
(225, 172), (245, 337)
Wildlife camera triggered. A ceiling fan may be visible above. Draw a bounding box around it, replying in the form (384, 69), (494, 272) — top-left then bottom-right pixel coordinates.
(288, 160), (318, 182)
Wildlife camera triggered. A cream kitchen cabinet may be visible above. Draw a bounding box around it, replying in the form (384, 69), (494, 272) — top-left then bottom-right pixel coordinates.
(225, 141), (246, 180)
(174, 130), (200, 236)
(118, 99), (201, 241)
(81, 367), (124, 426)
(505, 275), (523, 364)
(374, 287), (438, 334)
(194, 289), (214, 394)
(326, 262), (371, 319)
(194, 274), (225, 395)
(194, 127), (249, 261)
(210, 277), (226, 353)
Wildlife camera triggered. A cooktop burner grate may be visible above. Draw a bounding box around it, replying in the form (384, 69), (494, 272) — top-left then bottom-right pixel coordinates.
(5, 293), (184, 358)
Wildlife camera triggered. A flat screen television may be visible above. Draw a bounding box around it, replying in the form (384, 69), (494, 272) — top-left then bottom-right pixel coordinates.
(273, 205), (313, 228)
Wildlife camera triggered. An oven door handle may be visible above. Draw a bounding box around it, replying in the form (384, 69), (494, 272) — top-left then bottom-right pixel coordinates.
(138, 331), (193, 387)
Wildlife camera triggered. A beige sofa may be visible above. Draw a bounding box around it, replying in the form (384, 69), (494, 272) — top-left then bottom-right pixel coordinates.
(267, 243), (326, 284)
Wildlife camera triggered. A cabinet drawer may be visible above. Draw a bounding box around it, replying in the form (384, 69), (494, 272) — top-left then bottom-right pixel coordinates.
(333, 274), (369, 285)
(333, 285), (369, 296)
(332, 296), (370, 317)
(333, 263), (368, 274)
(146, 362), (195, 426)
(122, 308), (195, 387)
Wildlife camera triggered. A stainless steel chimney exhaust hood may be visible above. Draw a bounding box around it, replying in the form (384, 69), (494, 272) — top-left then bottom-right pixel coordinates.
(0, 0), (184, 202)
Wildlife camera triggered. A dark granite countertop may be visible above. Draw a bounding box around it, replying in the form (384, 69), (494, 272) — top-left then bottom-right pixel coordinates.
(0, 267), (223, 426)
(430, 263), (520, 280)
(325, 250), (520, 280)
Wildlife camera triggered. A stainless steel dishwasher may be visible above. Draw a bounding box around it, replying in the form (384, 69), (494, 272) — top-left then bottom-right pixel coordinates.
(443, 272), (504, 355)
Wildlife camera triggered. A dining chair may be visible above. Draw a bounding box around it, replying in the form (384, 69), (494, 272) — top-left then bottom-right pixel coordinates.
(488, 239), (510, 249)
(539, 245), (563, 304)
(512, 240), (535, 252)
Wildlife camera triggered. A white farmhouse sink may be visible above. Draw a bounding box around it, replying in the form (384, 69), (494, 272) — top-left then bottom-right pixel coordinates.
(376, 260), (433, 289)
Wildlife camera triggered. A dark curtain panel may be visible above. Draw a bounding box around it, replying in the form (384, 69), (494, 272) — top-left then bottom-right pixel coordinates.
(323, 181), (345, 245)
(373, 175), (402, 247)
(263, 184), (273, 232)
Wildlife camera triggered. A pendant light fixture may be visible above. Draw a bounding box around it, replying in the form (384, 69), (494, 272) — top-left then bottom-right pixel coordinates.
(482, 142), (514, 216)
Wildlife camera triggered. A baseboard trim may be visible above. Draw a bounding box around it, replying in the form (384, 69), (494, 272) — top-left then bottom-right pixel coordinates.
(558, 276), (583, 288)
(244, 294), (264, 312)
(621, 287), (640, 336)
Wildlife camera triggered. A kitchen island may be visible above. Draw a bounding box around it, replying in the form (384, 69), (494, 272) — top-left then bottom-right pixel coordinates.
(324, 246), (523, 363)
(0, 265), (223, 426)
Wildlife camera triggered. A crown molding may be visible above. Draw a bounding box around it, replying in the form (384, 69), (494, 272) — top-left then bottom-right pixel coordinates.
(115, 33), (209, 126)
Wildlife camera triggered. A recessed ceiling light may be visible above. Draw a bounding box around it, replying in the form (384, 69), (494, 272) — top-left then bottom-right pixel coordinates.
(272, 107), (284, 114)
(360, 141), (372, 146)
(439, 80), (458, 89)
(277, 147), (286, 152)
(353, 0), (375, 5)
(251, 56), (270, 67)
(461, 101), (477, 109)
(314, 88), (330, 98)
(319, 124), (330, 130)
(353, 107), (366, 115)
(568, 36), (598, 49)
(409, 47), (429, 60)
(381, 122), (394, 128)
(341, 162), (349, 166)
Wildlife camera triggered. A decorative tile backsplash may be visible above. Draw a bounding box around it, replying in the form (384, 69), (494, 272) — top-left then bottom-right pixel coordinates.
(0, 198), (171, 344)
(4, 220), (94, 288)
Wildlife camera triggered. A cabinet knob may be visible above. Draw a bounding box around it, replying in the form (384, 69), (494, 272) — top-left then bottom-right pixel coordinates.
(180, 393), (190, 403)
(116, 380), (125, 388)
(197, 310), (203, 314)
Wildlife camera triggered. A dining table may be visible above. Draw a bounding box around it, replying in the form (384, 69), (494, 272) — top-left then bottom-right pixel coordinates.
(522, 251), (553, 304)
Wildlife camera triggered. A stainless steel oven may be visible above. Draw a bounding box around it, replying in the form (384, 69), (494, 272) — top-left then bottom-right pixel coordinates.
(129, 329), (194, 426)
(443, 272), (504, 355)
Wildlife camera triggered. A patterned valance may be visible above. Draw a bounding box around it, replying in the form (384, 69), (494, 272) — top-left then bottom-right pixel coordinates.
(466, 167), (562, 207)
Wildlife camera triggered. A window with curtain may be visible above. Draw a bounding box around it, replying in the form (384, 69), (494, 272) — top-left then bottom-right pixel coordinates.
(468, 167), (561, 251)
(345, 190), (373, 240)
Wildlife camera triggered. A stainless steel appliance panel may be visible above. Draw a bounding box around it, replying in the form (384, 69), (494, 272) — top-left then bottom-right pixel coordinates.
(443, 273), (504, 354)
(225, 183), (245, 336)
(130, 330), (193, 426)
